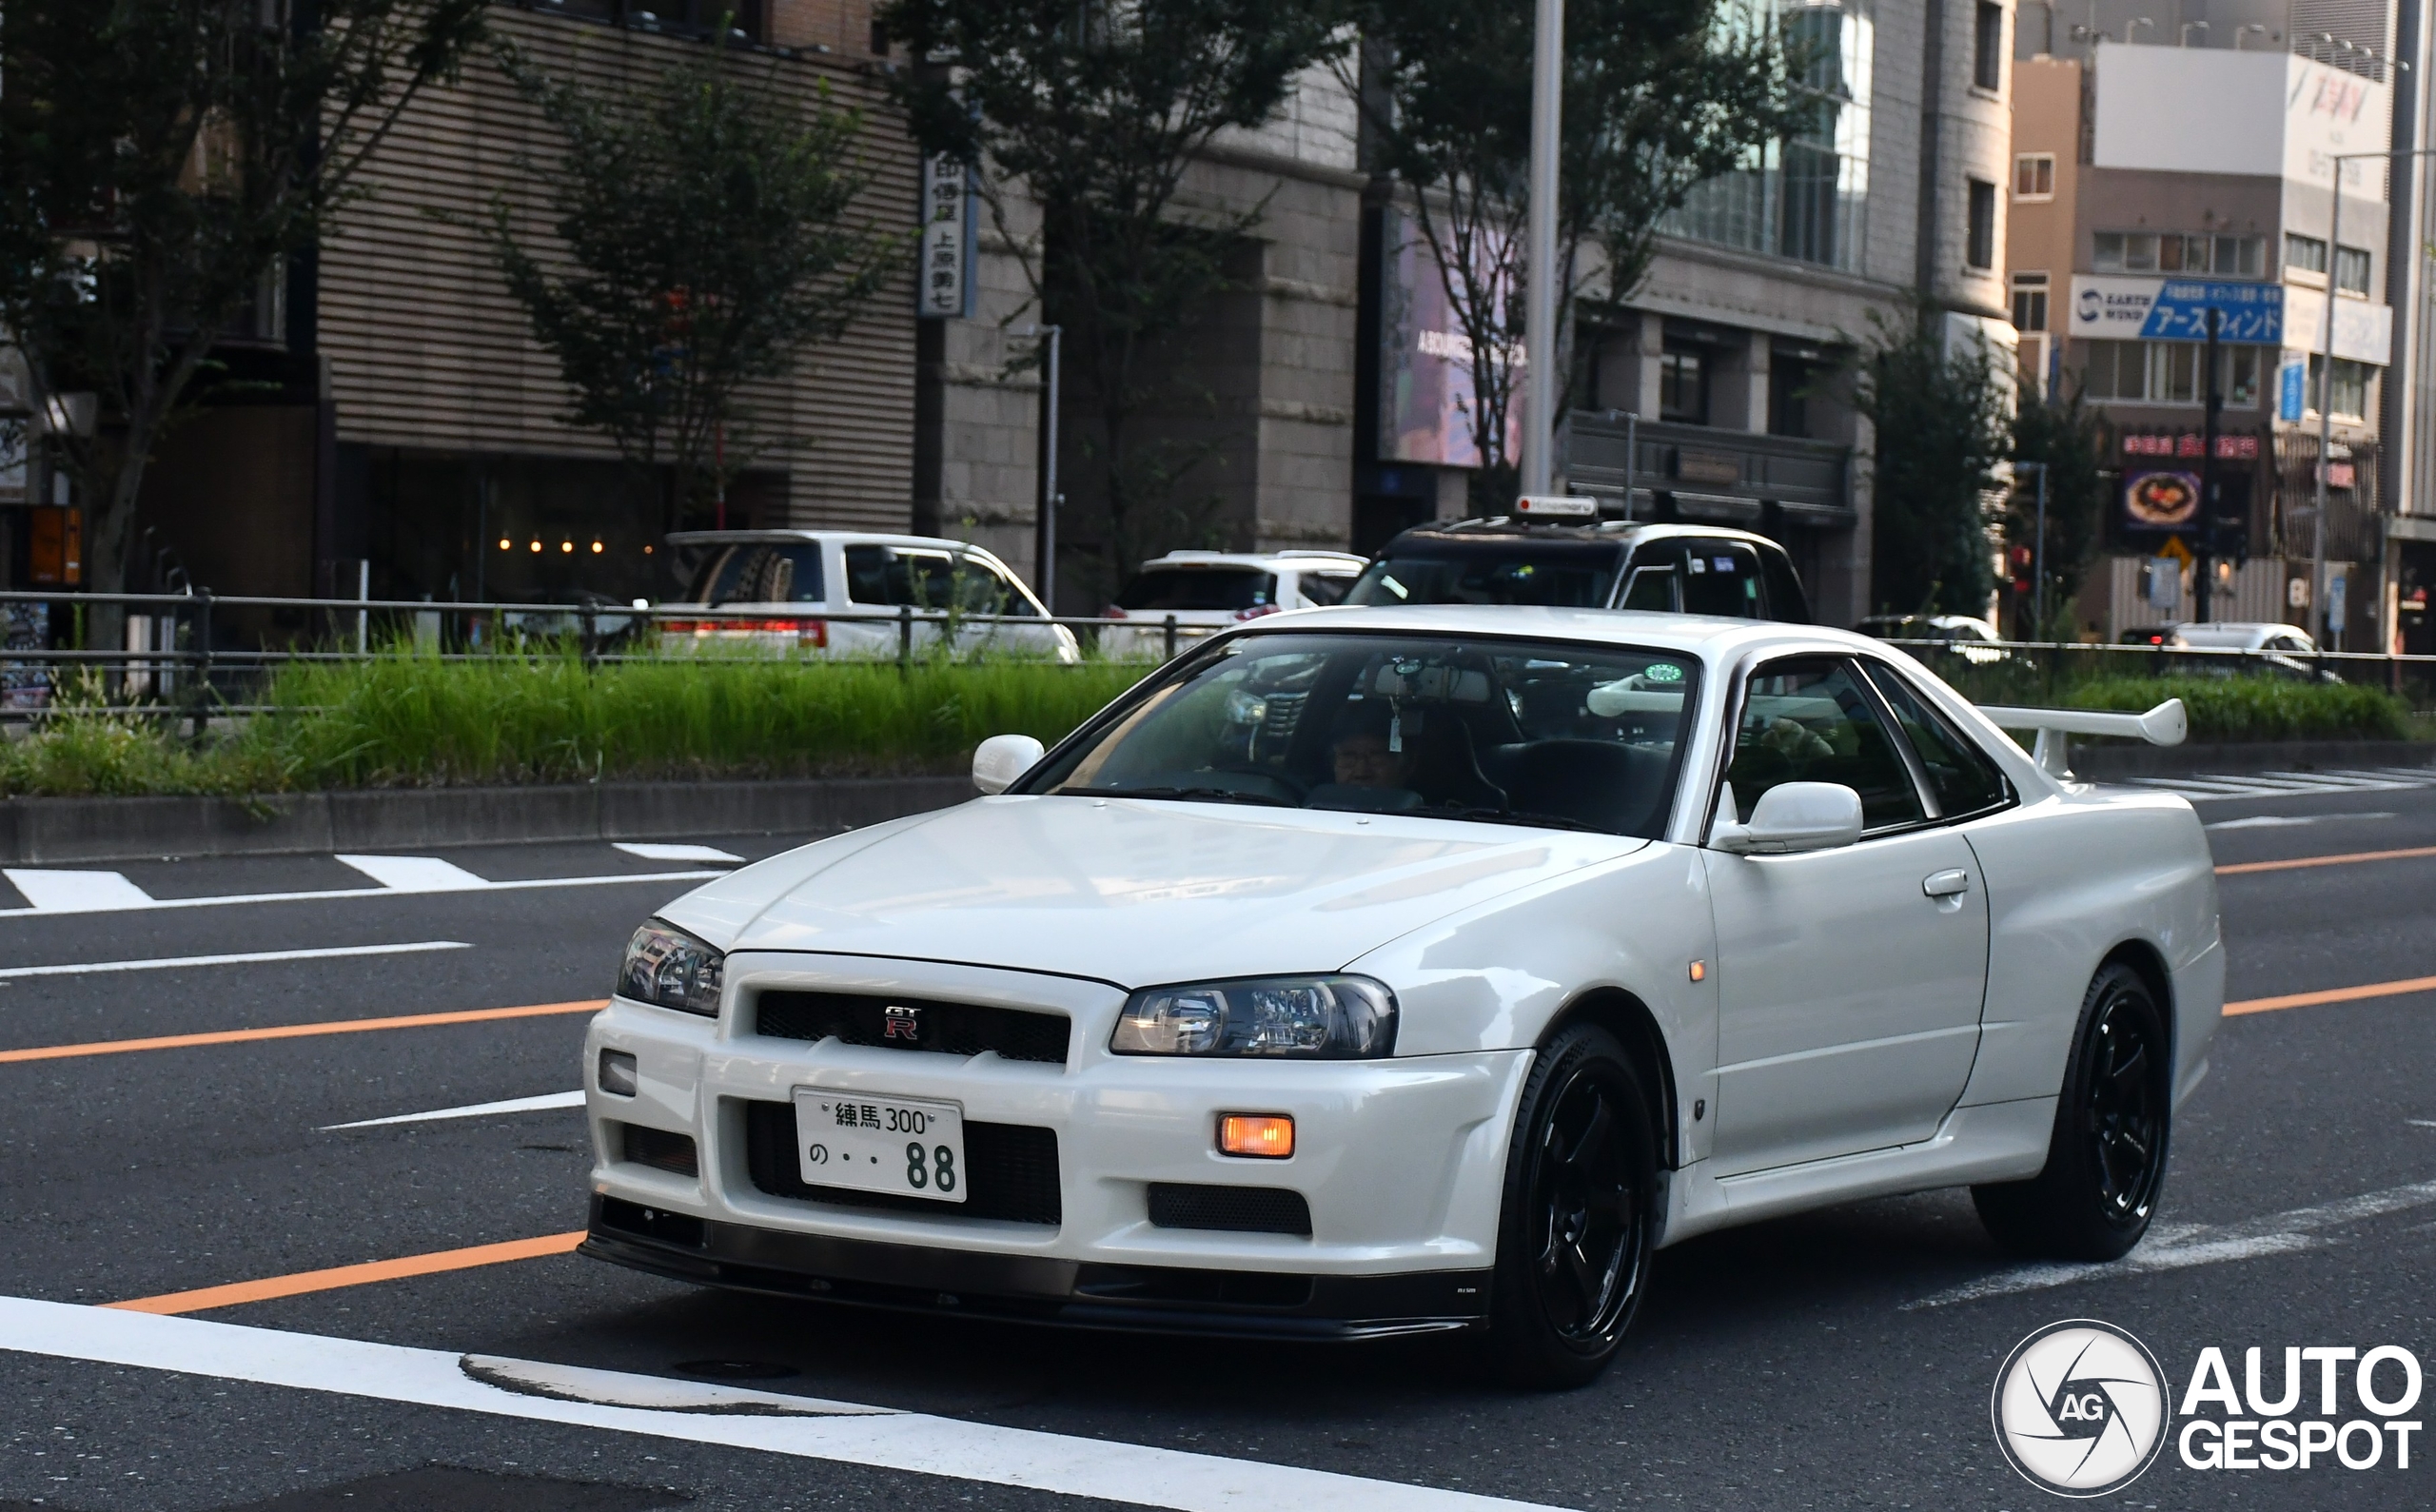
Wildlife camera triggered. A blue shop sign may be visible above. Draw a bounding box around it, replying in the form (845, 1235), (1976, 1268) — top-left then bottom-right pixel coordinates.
(2141, 281), (2283, 344)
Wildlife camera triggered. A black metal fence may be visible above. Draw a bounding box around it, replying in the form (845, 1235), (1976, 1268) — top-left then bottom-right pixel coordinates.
(0, 588), (1200, 728)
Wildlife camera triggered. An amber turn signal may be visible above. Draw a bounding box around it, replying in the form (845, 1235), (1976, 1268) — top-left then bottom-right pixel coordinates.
(1218, 1113), (1294, 1159)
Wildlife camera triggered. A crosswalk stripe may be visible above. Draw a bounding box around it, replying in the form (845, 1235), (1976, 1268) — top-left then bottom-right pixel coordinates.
(2120, 766), (2436, 801)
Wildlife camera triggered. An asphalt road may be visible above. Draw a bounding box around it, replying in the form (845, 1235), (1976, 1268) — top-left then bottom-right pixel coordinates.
(2, 778), (2433, 1511)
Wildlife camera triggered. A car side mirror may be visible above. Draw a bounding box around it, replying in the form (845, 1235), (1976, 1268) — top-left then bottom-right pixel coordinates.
(972, 734), (1045, 795)
(1710, 781), (1864, 855)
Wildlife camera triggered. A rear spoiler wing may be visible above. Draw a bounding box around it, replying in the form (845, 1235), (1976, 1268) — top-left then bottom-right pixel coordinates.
(1975, 699), (2187, 780)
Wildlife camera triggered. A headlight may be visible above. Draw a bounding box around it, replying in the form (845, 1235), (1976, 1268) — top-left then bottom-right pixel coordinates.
(1110, 975), (1396, 1058)
(618, 922), (724, 1016)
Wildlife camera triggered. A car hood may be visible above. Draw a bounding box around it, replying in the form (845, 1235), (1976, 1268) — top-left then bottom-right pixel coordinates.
(665, 795), (1643, 988)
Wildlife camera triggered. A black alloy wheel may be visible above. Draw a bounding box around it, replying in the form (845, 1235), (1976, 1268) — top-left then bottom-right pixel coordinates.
(1973, 962), (2172, 1262)
(1485, 1025), (1657, 1387)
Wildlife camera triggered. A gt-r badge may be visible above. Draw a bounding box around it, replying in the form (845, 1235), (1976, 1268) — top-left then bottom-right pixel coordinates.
(883, 1004), (921, 1041)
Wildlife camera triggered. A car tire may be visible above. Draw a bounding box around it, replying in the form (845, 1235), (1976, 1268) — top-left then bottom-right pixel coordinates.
(1483, 1024), (1659, 1389)
(1972, 961), (2172, 1262)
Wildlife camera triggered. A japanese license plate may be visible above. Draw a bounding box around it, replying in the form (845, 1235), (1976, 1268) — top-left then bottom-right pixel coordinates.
(791, 1089), (967, 1204)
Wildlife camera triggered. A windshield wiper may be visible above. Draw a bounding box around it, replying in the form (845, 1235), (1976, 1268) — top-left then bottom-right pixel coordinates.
(1424, 804), (1601, 833)
(1055, 784), (1289, 809)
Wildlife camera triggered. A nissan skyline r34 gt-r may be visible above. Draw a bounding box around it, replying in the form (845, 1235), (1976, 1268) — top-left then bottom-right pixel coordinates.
(580, 605), (2223, 1386)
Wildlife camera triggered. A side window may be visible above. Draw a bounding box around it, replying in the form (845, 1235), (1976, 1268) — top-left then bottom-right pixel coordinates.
(1760, 548), (1811, 623)
(982, 562), (1038, 615)
(1619, 566), (1679, 612)
(1859, 662), (2012, 818)
(843, 544), (895, 604)
(1724, 657), (1925, 831)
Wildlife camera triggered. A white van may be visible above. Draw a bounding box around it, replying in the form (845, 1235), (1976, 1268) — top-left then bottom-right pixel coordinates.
(1100, 549), (1366, 658)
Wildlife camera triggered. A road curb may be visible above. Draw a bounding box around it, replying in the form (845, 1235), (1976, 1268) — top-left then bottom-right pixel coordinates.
(2072, 738), (2436, 778)
(0, 776), (975, 864)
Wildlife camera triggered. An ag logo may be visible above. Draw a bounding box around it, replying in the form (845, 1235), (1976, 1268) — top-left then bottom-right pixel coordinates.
(1993, 1320), (2171, 1497)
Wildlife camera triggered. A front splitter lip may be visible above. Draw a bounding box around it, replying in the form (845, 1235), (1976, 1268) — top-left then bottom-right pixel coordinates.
(582, 1200), (1488, 1343)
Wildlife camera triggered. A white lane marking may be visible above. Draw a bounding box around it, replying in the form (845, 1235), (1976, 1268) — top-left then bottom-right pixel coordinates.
(0, 869), (717, 920)
(324, 1090), (584, 1129)
(2, 869), (156, 913)
(337, 854), (492, 892)
(615, 842), (744, 864)
(2124, 766), (2436, 802)
(0, 940), (471, 981)
(0, 1297), (1563, 1512)
(1905, 1179), (2436, 1309)
(2207, 812), (2396, 831)
(2410, 1119), (2436, 1129)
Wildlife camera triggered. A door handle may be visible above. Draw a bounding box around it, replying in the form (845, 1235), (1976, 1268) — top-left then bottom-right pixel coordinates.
(1922, 869), (1971, 898)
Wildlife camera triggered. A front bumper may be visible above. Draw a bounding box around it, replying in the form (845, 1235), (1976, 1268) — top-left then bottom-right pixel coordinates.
(584, 954), (1530, 1337)
(584, 1195), (1489, 1339)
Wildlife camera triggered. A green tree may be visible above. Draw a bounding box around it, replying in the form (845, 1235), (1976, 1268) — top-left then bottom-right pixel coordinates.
(1856, 308), (2013, 618)
(0, 0), (490, 596)
(2007, 385), (2110, 638)
(1355, 0), (1801, 511)
(878, 0), (1351, 601)
(486, 38), (895, 526)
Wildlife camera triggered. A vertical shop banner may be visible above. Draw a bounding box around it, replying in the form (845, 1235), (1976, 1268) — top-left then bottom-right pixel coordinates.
(917, 151), (972, 321)
(1376, 208), (1522, 469)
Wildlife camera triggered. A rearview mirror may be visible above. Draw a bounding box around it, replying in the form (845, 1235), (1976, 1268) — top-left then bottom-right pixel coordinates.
(972, 734), (1045, 795)
(1710, 781), (1863, 855)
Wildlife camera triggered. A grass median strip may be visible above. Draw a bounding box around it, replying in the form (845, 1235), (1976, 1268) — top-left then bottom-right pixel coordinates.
(104, 1232), (588, 1315)
(0, 998), (605, 1064)
(2216, 843), (2436, 876)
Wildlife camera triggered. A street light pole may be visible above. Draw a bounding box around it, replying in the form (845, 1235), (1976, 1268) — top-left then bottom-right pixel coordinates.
(1021, 324), (1062, 609)
(1519, 0), (1562, 498)
(2015, 461), (2049, 638)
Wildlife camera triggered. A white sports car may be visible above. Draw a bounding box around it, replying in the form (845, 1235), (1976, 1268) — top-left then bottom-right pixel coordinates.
(581, 607), (2222, 1385)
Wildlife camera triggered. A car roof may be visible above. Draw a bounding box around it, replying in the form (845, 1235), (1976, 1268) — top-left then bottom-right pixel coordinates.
(1378, 519), (1781, 550)
(664, 530), (1006, 557)
(1224, 602), (1876, 661)
(2176, 622), (2291, 644)
(1134, 550), (1367, 570)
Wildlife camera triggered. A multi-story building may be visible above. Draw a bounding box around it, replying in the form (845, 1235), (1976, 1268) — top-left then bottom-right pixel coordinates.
(1552, 0), (2019, 626)
(2010, 3), (2427, 649)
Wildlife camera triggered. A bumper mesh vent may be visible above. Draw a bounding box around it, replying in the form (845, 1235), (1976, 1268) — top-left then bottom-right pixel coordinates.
(619, 1123), (698, 1178)
(741, 1100), (1062, 1226)
(1148, 1183), (1312, 1236)
(755, 991), (1071, 1065)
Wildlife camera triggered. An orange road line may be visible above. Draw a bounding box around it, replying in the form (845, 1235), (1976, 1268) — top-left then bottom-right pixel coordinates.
(0, 999), (605, 1065)
(2226, 975), (2436, 1016)
(2218, 844), (2436, 875)
(104, 1231), (588, 1315)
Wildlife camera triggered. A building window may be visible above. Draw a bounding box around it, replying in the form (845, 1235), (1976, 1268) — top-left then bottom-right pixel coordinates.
(1659, 347), (1710, 424)
(1966, 179), (1996, 269)
(1974, 1), (2004, 91)
(2093, 231), (2265, 275)
(532, 1), (767, 41)
(2082, 340), (2265, 406)
(2011, 272), (2049, 331)
(1666, 0), (1874, 273)
(2286, 232), (2328, 280)
(2335, 245), (2372, 295)
(2014, 154), (2053, 199)
(2309, 355), (2370, 419)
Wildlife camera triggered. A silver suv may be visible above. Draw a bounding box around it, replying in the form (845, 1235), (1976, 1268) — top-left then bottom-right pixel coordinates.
(1345, 520), (1811, 622)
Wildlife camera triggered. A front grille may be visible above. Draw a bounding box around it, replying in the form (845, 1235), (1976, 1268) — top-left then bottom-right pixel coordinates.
(619, 1123), (698, 1177)
(741, 1100), (1062, 1226)
(1149, 1183), (1312, 1236)
(755, 991), (1071, 1066)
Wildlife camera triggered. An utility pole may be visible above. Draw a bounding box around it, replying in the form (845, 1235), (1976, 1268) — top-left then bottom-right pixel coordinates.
(1023, 324), (1062, 609)
(1518, 0), (1562, 498)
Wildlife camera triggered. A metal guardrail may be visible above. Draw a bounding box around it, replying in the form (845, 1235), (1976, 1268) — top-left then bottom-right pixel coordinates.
(0, 587), (1208, 730)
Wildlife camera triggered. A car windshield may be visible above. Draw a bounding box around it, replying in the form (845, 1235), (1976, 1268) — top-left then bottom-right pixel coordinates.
(1022, 632), (1699, 837)
(1346, 548), (1620, 609)
(1117, 566), (1276, 612)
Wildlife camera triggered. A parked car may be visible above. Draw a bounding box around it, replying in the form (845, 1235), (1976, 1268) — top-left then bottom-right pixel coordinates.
(1856, 614), (2007, 665)
(1344, 518), (1811, 623)
(2168, 621), (2337, 682)
(658, 532), (1077, 662)
(1099, 550), (1367, 659)
(583, 604), (2218, 1386)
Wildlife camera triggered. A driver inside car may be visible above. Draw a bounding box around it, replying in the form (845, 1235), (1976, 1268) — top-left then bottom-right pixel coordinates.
(1308, 704), (1423, 811)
